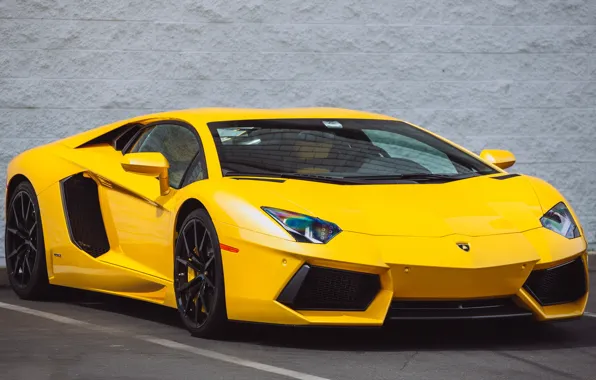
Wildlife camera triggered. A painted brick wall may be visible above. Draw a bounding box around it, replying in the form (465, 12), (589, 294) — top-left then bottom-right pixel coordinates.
(1, 0), (595, 262)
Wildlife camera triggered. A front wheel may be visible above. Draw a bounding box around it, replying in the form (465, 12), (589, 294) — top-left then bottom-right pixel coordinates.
(174, 209), (228, 338)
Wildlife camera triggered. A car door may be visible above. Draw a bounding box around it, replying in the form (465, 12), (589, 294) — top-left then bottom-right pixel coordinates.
(98, 122), (206, 280)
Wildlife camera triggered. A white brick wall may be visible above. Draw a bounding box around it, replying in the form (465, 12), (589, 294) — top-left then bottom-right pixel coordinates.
(1, 0), (595, 263)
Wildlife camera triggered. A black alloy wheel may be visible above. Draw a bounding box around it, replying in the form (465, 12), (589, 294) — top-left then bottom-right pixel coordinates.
(174, 208), (227, 338)
(5, 181), (49, 299)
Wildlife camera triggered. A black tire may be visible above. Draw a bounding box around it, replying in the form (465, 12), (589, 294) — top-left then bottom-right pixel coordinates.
(5, 180), (50, 299)
(174, 208), (228, 338)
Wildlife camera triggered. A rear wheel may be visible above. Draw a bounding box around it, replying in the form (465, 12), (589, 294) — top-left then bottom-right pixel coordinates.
(5, 181), (49, 299)
(174, 209), (227, 338)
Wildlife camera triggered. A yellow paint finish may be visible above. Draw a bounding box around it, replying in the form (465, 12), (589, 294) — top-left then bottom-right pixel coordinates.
(480, 149), (516, 169)
(121, 152), (170, 195)
(4, 107), (589, 325)
(207, 175), (545, 238)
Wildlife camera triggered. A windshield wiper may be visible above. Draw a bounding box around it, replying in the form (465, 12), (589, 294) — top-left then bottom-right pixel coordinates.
(225, 171), (360, 184)
(347, 172), (481, 182)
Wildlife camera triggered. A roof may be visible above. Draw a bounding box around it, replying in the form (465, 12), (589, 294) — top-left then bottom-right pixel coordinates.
(58, 107), (397, 149)
(173, 107), (397, 122)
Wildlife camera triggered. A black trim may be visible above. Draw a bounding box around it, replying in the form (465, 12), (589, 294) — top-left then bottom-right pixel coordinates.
(77, 123), (142, 151)
(122, 126), (147, 154)
(91, 173), (164, 208)
(277, 264), (381, 311)
(386, 298), (532, 320)
(277, 265), (311, 305)
(231, 177), (286, 183)
(523, 256), (587, 306)
(60, 173), (110, 257)
(492, 174), (521, 180)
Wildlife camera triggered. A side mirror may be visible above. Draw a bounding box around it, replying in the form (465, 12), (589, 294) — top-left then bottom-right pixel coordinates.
(121, 152), (170, 195)
(479, 149), (516, 170)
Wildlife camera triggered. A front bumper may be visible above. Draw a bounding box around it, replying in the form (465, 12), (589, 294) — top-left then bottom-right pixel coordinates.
(215, 221), (589, 325)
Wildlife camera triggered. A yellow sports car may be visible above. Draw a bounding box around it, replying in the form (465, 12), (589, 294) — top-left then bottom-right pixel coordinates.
(4, 108), (589, 337)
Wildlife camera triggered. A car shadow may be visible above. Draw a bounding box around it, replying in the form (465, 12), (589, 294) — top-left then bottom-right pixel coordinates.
(55, 287), (596, 352)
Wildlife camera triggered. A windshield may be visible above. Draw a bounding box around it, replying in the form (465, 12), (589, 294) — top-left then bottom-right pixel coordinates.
(208, 119), (497, 182)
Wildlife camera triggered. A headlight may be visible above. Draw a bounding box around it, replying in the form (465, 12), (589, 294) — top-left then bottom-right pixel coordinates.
(540, 202), (580, 239)
(262, 207), (341, 244)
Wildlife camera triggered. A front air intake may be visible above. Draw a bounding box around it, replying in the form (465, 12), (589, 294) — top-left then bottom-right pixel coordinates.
(523, 256), (587, 306)
(277, 265), (381, 311)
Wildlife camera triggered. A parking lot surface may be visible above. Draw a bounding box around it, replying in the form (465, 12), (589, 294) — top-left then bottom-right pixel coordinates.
(0, 277), (595, 380)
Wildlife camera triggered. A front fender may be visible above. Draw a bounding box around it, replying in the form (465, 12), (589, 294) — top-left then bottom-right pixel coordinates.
(526, 175), (587, 242)
(7, 142), (84, 197)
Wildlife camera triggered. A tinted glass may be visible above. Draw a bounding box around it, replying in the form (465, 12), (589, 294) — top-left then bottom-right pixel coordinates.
(208, 119), (497, 182)
(131, 124), (201, 188)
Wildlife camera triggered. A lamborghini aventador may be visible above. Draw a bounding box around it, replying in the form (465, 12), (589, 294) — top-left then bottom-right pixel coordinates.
(4, 108), (589, 338)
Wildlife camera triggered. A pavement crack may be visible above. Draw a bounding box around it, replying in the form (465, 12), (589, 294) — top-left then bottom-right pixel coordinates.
(496, 351), (584, 380)
(400, 351), (419, 371)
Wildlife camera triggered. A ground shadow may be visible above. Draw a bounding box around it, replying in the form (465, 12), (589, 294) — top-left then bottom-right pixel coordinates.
(51, 287), (596, 352)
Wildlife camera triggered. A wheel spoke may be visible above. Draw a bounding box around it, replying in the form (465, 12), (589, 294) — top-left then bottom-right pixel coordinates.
(175, 257), (188, 267)
(11, 254), (23, 276)
(6, 227), (19, 237)
(188, 285), (202, 298)
(193, 221), (198, 256)
(182, 230), (193, 258)
(199, 229), (208, 253)
(12, 203), (21, 230)
(25, 240), (37, 252)
(25, 199), (32, 223)
(183, 294), (193, 316)
(28, 221), (37, 237)
(204, 256), (214, 270)
(7, 243), (26, 259)
(199, 291), (209, 316)
(23, 255), (32, 276)
(176, 276), (202, 293)
(176, 256), (202, 273)
(20, 194), (26, 223)
(204, 276), (215, 290)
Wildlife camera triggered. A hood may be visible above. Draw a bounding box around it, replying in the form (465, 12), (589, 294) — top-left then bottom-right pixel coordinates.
(222, 174), (544, 237)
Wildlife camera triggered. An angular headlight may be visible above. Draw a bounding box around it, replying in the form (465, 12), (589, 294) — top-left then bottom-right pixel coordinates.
(540, 202), (580, 239)
(262, 207), (341, 244)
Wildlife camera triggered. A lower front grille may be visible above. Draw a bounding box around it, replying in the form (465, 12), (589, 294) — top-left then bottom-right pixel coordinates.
(387, 298), (531, 320)
(523, 256), (587, 306)
(277, 265), (381, 311)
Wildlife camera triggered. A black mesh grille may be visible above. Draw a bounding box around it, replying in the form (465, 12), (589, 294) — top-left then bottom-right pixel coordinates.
(523, 257), (587, 306)
(278, 265), (381, 311)
(387, 298), (531, 320)
(62, 174), (110, 257)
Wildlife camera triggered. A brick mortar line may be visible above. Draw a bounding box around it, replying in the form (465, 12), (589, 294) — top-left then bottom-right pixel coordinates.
(1, 17), (596, 27)
(2, 78), (596, 83)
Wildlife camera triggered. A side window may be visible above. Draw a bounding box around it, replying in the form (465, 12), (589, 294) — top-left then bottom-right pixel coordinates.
(363, 129), (458, 174)
(130, 124), (203, 188)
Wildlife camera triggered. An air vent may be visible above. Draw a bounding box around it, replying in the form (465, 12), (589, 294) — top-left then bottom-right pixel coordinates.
(277, 264), (381, 311)
(523, 257), (587, 306)
(61, 173), (110, 257)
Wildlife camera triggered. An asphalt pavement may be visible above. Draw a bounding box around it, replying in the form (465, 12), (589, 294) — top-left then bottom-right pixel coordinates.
(0, 268), (595, 380)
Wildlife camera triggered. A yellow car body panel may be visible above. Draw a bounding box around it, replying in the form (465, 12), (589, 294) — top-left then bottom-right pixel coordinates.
(4, 107), (589, 325)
